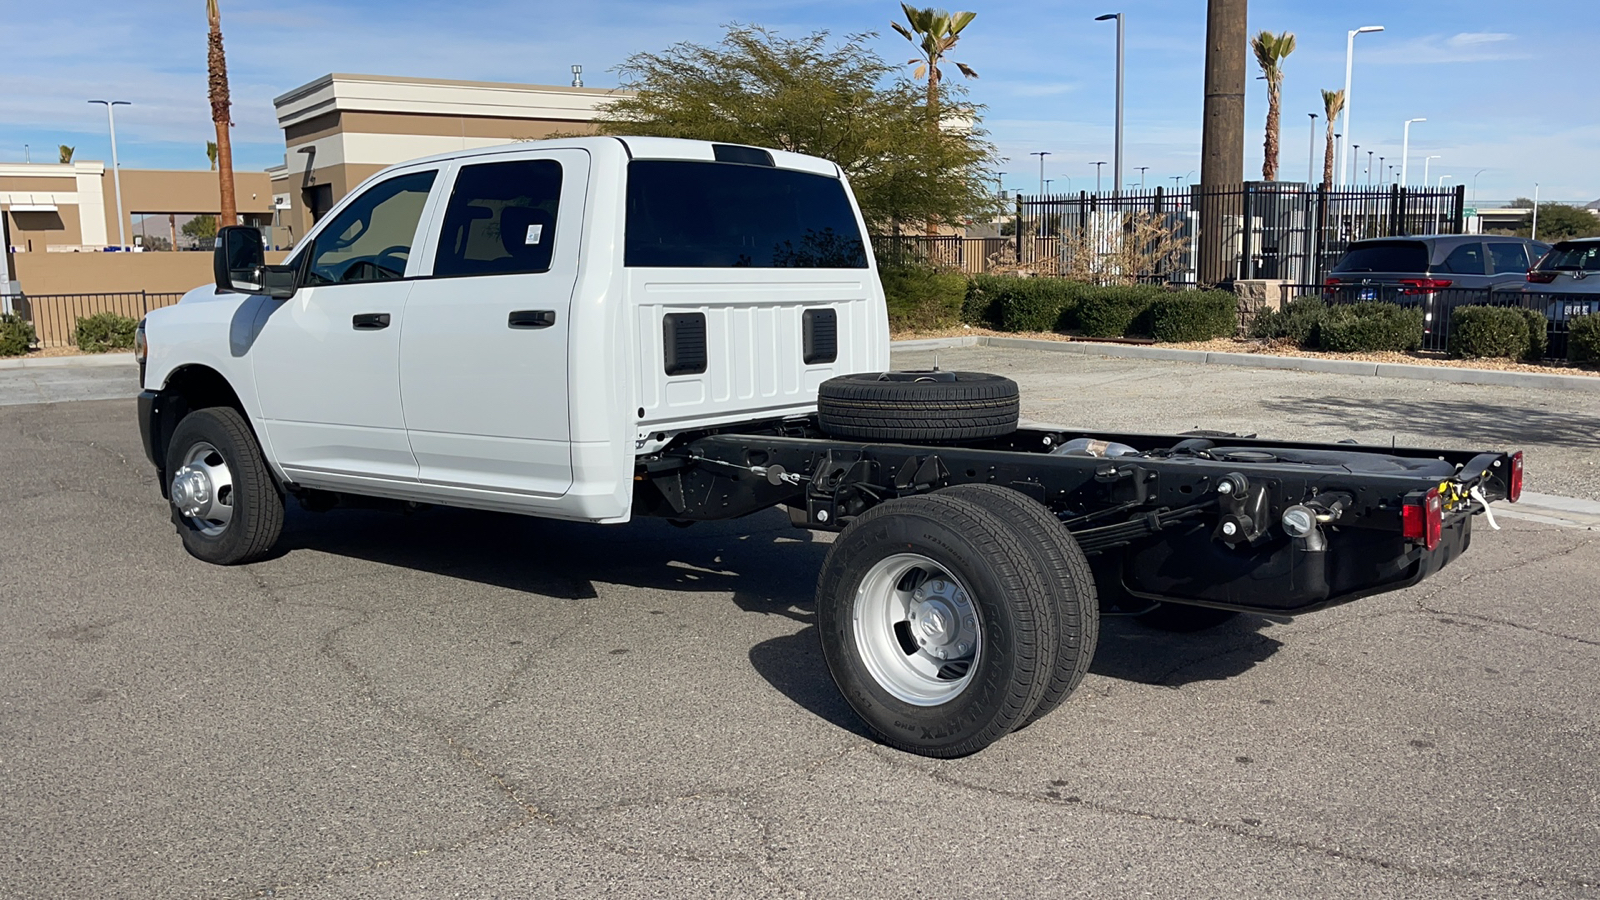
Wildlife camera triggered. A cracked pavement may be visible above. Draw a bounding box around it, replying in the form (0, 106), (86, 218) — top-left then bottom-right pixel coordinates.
(2, 349), (1598, 898)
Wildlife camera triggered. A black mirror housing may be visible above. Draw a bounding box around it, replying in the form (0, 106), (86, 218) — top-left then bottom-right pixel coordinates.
(214, 225), (298, 300)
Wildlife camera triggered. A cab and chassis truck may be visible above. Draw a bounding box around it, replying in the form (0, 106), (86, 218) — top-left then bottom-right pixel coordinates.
(135, 138), (1523, 757)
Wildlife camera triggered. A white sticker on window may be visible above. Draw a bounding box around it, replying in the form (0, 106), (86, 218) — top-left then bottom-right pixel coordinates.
(525, 224), (543, 245)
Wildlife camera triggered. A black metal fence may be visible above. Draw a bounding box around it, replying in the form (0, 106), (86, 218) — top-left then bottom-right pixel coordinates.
(1273, 283), (1595, 361)
(1009, 182), (1466, 285)
(4, 291), (186, 348)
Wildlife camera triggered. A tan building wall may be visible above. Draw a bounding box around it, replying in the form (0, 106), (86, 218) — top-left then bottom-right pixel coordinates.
(12, 249), (290, 295)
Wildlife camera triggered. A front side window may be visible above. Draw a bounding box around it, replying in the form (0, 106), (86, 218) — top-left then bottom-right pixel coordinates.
(433, 159), (564, 278)
(625, 160), (867, 269)
(1488, 242), (1531, 274)
(1437, 242), (1486, 275)
(302, 171), (436, 286)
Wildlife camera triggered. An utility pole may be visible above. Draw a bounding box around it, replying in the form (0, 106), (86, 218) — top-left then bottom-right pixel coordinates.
(1199, 0), (1246, 285)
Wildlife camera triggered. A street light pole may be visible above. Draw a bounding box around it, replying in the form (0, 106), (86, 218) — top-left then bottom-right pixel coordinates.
(1400, 117), (1426, 185)
(1531, 183), (1540, 241)
(88, 99), (131, 249)
(1438, 174), (1452, 188)
(1422, 155), (1440, 188)
(1095, 13), (1125, 196)
(1472, 169), (1486, 206)
(1308, 114), (1319, 183)
(1136, 166), (1149, 189)
(1092, 161), (1108, 193)
(1366, 150), (1374, 185)
(1030, 151), (1052, 195)
(1338, 25), (1384, 185)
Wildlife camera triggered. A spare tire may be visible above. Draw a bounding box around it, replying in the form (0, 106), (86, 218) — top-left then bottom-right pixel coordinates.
(817, 371), (1020, 442)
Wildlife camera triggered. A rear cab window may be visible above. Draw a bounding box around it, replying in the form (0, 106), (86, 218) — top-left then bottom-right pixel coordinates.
(624, 160), (867, 268)
(1332, 241), (1429, 274)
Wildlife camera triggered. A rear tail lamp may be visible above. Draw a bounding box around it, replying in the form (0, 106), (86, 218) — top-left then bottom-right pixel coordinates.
(1509, 451), (1524, 503)
(1526, 270), (1558, 284)
(1399, 278), (1453, 295)
(1402, 488), (1443, 551)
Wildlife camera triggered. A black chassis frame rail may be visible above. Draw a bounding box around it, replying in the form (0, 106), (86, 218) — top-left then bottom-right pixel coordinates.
(633, 417), (1518, 616)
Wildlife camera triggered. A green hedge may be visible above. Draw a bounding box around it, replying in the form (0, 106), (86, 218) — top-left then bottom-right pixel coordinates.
(1570, 314), (1600, 363)
(961, 275), (1079, 332)
(1449, 306), (1532, 360)
(880, 266), (969, 331)
(1519, 307), (1549, 361)
(0, 313), (35, 357)
(1249, 297), (1326, 346)
(1317, 302), (1424, 352)
(1148, 290), (1239, 342)
(1077, 286), (1163, 337)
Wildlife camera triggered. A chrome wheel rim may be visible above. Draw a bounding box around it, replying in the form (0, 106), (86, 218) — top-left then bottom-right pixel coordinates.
(853, 553), (981, 706)
(170, 441), (234, 537)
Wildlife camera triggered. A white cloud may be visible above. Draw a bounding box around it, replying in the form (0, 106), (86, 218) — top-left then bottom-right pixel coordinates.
(1446, 32), (1513, 48)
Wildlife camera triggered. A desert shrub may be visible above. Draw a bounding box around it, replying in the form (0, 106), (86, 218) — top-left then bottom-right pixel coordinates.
(1569, 314), (1600, 363)
(1249, 296), (1326, 346)
(1449, 306), (1530, 360)
(1148, 290), (1239, 342)
(0, 313), (35, 357)
(880, 265), (969, 331)
(1316, 302), (1424, 352)
(1076, 284), (1166, 338)
(1516, 307), (1549, 361)
(970, 276), (1080, 332)
(74, 312), (139, 353)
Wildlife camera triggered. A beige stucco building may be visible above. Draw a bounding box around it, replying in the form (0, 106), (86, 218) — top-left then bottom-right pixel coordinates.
(268, 73), (619, 244)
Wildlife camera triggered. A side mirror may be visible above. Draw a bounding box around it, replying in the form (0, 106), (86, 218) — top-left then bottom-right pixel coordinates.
(214, 225), (298, 300)
(214, 226), (265, 292)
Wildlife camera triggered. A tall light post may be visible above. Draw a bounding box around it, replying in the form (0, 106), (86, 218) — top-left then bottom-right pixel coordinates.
(1095, 13), (1125, 196)
(1306, 114), (1318, 183)
(1438, 174), (1452, 188)
(1057, 173), (1074, 193)
(1044, 178), (1054, 193)
(1136, 166), (1149, 189)
(1030, 151), (1052, 195)
(1531, 183), (1540, 241)
(994, 171), (1007, 197)
(1422, 155), (1440, 188)
(88, 99), (131, 249)
(1171, 175), (1183, 189)
(1091, 161), (1108, 193)
(1351, 142), (1359, 181)
(1366, 150), (1374, 185)
(1472, 169), (1486, 206)
(1338, 24), (1384, 184)
(1399, 117), (1425, 185)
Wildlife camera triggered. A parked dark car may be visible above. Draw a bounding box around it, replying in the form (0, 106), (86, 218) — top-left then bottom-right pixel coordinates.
(1324, 235), (1551, 332)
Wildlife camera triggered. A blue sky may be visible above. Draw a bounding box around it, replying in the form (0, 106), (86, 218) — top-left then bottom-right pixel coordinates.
(4, 0), (1595, 202)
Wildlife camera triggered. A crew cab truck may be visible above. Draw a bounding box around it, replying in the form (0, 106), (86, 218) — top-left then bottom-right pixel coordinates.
(136, 137), (1524, 758)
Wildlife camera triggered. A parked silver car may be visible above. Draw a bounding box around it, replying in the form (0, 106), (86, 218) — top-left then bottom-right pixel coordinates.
(1524, 238), (1600, 320)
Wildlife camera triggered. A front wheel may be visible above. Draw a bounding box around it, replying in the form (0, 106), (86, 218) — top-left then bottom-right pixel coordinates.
(164, 407), (284, 565)
(816, 492), (1057, 757)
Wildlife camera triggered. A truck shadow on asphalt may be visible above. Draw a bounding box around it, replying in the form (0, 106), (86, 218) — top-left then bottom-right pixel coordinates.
(1261, 395), (1600, 448)
(276, 504), (1285, 735)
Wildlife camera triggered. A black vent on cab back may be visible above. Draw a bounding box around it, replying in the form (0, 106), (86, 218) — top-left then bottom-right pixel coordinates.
(803, 308), (838, 364)
(663, 313), (708, 376)
(712, 144), (775, 166)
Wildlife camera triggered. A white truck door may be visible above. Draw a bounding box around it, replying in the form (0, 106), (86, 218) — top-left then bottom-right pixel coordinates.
(251, 168), (439, 485)
(398, 150), (587, 499)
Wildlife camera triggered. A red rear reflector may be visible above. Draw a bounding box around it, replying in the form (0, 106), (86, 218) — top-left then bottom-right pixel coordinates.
(1324, 277), (1340, 286)
(1527, 270), (1558, 284)
(1509, 451), (1523, 503)
(1400, 278), (1452, 295)
(1403, 488), (1443, 551)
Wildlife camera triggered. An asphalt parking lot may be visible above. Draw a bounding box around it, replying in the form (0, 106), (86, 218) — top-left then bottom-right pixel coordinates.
(2, 350), (1597, 899)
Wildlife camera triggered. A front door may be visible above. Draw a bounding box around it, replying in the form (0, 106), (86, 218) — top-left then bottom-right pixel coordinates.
(251, 168), (439, 486)
(399, 150), (587, 500)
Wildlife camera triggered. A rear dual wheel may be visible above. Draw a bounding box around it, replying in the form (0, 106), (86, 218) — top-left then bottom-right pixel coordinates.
(816, 487), (1097, 757)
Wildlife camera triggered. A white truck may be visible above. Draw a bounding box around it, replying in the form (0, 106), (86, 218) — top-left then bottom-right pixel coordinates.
(137, 137), (1523, 757)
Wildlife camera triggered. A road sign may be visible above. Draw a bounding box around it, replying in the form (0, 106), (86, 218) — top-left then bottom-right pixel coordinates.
(1463, 208), (1478, 216)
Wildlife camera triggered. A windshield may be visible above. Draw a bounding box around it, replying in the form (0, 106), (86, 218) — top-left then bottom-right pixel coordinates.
(1537, 242), (1600, 272)
(625, 160), (867, 268)
(1332, 241), (1429, 274)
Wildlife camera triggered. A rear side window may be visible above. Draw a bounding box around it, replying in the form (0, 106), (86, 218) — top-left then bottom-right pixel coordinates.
(1437, 242), (1486, 275)
(625, 160), (867, 268)
(1333, 241), (1428, 273)
(433, 159), (562, 278)
(1488, 242), (1531, 274)
(1540, 242), (1600, 272)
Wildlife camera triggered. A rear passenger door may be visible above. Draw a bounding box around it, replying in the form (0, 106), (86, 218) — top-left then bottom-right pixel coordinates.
(398, 150), (588, 501)
(1487, 241), (1535, 288)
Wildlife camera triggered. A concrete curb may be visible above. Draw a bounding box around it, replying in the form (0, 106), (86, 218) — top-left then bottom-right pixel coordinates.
(894, 335), (1600, 393)
(0, 352), (136, 371)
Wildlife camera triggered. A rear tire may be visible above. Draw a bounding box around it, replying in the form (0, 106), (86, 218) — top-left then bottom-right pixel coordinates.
(941, 485), (1099, 729)
(817, 371), (1019, 442)
(816, 492), (1054, 757)
(164, 407), (284, 566)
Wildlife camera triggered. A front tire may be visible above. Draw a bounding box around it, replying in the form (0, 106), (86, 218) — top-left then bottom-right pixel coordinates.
(164, 407), (284, 565)
(816, 492), (1056, 757)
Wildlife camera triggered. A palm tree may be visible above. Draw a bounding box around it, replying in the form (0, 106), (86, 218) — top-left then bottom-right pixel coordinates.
(1320, 89), (1345, 186)
(58, 145), (75, 164)
(1250, 30), (1295, 181)
(891, 4), (978, 120)
(206, 0), (237, 226)
(206, 140), (218, 171)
